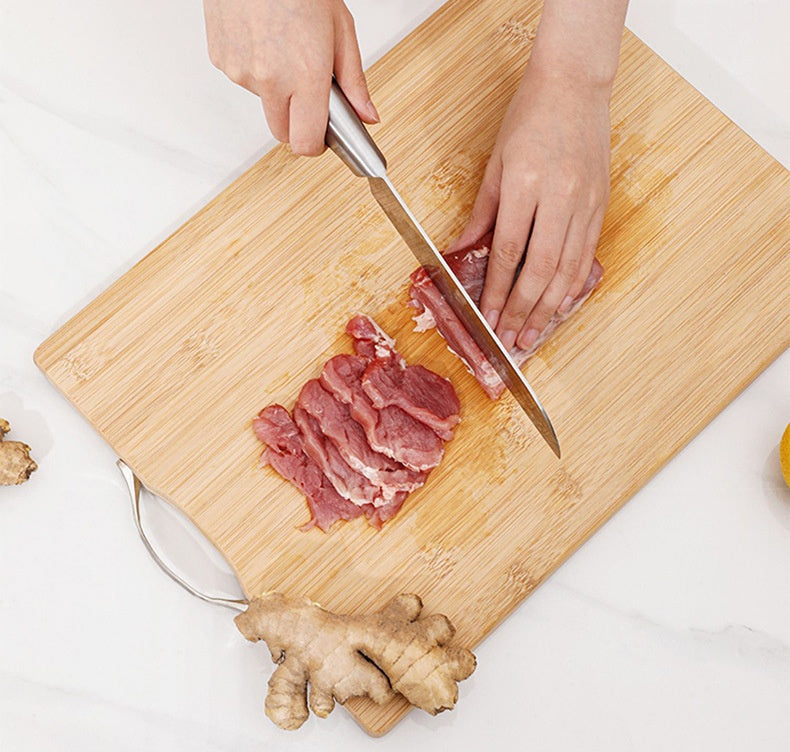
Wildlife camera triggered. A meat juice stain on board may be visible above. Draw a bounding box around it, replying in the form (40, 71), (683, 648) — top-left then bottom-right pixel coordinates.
(497, 17), (538, 49)
(298, 236), (410, 332)
(426, 148), (490, 229)
(594, 128), (672, 306)
(408, 397), (529, 553)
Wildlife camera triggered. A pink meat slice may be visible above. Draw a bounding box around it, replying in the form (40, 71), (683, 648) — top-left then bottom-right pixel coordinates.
(252, 405), (364, 532)
(346, 314), (404, 364)
(409, 237), (604, 399)
(296, 378), (427, 496)
(362, 360), (460, 441)
(320, 353), (444, 472)
(347, 314), (461, 440)
(293, 404), (383, 506)
(410, 266), (503, 399)
(253, 315), (458, 533)
(365, 491), (409, 530)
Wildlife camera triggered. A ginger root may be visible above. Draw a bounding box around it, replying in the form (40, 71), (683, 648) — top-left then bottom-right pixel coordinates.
(0, 419), (37, 486)
(235, 592), (476, 730)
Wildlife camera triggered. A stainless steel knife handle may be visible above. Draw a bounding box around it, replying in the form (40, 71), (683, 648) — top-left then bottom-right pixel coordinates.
(326, 80), (387, 178)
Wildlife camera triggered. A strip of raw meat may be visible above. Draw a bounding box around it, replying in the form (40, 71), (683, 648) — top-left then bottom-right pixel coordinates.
(346, 314), (461, 440)
(320, 354), (444, 472)
(346, 314), (403, 364)
(362, 360), (460, 440)
(365, 491), (409, 530)
(253, 405), (364, 532)
(296, 378), (427, 496)
(293, 405), (384, 507)
(253, 316), (458, 532)
(409, 238), (604, 399)
(410, 266), (504, 399)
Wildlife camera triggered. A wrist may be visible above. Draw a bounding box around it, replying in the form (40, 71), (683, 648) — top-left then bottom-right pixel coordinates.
(526, 0), (627, 95)
(520, 61), (616, 105)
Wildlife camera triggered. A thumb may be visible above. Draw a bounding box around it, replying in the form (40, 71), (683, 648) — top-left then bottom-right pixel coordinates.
(445, 165), (501, 253)
(334, 11), (379, 124)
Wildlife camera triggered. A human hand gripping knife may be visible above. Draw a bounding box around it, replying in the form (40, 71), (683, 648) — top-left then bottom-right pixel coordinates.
(325, 81), (561, 457)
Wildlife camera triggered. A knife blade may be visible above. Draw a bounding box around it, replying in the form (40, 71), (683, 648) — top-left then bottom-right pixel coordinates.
(325, 81), (560, 457)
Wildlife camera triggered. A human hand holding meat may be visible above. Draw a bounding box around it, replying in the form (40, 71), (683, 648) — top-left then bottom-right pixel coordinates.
(449, 0), (628, 353)
(203, 0), (379, 155)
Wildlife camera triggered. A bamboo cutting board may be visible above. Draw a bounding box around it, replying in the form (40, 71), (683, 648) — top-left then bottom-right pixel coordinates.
(35, 0), (788, 736)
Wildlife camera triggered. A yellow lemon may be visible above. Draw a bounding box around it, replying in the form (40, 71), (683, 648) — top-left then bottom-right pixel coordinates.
(781, 422), (790, 488)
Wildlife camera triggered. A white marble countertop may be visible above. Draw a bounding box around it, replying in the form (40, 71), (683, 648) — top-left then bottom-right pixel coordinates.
(1, 1), (788, 749)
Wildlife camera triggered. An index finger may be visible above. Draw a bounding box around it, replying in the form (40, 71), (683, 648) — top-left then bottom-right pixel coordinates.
(495, 201), (569, 349)
(288, 80), (331, 156)
(479, 178), (537, 330)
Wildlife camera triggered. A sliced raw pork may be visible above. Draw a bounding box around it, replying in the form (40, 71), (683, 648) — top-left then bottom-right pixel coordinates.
(252, 405), (364, 532)
(346, 314), (403, 364)
(253, 316), (458, 532)
(293, 404), (382, 507)
(296, 378), (427, 497)
(320, 354), (444, 472)
(409, 236), (604, 399)
(346, 315), (461, 440)
(362, 360), (460, 441)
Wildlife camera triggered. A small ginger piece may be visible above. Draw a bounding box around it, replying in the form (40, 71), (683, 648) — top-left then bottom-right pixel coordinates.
(235, 592), (476, 730)
(0, 419), (37, 486)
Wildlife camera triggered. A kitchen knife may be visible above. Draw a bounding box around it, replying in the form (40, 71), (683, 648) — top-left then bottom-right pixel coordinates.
(325, 81), (560, 457)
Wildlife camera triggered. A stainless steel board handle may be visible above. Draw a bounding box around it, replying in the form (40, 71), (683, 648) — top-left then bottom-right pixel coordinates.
(117, 460), (248, 613)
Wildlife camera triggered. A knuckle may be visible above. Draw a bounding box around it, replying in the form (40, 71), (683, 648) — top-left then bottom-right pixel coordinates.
(206, 43), (222, 70)
(527, 305), (549, 327)
(340, 8), (356, 31)
(553, 171), (581, 199)
(503, 295), (533, 323)
(587, 189), (607, 212)
(481, 177), (499, 200)
(571, 265), (591, 292)
(290, 138), (325, 157)
(529, 311), (552, 333)
(500, 312), (526, 335)
(351, 70), (369, 91)
(493, 240), (524, 267)
(526, 253), (558, 282)
(557, 255), (580, 282)
(251, 63), (278, 90)
(223, 62), (247, 86)
(519, 170), (540, 191)
(567, 280), (584, 300)
(573, 264), (590, 289)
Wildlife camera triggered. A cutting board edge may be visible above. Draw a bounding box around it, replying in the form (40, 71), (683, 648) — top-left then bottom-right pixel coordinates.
(29, 0), (790, 738)
(621, 26), (789, 175)
(32, 351), (260, 604)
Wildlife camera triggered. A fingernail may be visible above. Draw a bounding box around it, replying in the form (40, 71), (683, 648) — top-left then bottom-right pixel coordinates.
(484, 309), (500, 329)
(500, 329), (517, 351)
(558, 295), (574, 313)
(366, 100), (380, 122)
(518, 328), (540, 350)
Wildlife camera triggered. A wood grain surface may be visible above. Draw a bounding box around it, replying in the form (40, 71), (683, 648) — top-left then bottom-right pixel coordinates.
(35, 0), (790, 736)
